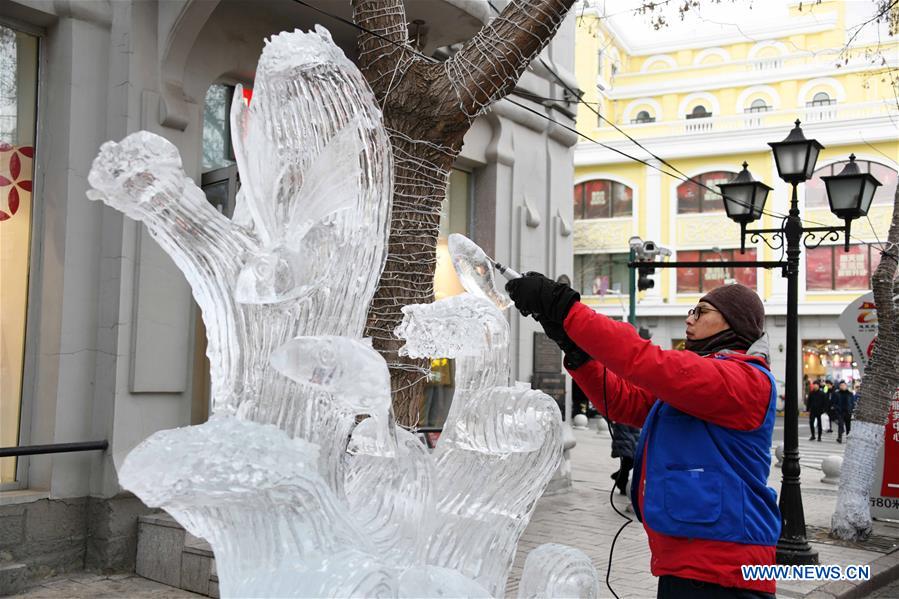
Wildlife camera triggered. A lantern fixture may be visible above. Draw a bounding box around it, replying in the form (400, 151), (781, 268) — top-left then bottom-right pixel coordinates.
(718, 162), (773, 253)
(768, 120), (823, 184)
(822, 154), (882, 221)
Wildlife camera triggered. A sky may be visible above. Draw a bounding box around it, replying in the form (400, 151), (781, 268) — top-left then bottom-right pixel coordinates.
(594, 0), (892, 51)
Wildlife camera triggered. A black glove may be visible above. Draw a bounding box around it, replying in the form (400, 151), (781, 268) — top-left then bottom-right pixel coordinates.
(505, 272), (580, 324)
(537, 317), (591, 371)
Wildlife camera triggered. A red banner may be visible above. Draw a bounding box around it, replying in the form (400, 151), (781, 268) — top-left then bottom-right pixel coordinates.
(882, 396), (899, 498)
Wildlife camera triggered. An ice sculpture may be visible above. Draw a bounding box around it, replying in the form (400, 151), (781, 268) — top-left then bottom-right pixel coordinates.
(397, 294), (562, 596)
(447, 233), (513, 310)
(517, 544), (600, 599)
(91, 26), (598, 599)
(88, 27), (392, 461)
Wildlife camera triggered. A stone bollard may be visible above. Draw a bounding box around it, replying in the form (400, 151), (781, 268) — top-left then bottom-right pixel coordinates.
(820, 455), (843, 484)
(595, 417), (609, 436)
(572, 413), (589, 429)
(774, 443), (784, 467)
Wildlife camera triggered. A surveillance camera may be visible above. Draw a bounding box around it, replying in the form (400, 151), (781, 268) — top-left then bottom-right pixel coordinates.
(659, 247), (672, 258)
(641, 241), (659, 259)
(628, 236), (643, 249)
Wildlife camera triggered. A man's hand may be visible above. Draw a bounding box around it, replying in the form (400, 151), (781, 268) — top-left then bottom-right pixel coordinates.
(505, 272), (580, 324)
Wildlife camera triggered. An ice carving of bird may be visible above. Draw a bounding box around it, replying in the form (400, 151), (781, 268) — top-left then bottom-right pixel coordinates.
(231, 87), (365, 305)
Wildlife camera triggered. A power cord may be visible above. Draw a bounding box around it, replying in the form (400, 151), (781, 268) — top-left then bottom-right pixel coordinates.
(600, 365), (632, 599)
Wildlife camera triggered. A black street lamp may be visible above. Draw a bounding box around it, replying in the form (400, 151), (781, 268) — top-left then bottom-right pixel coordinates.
(822, 154), (882, 250)
(717, 121), (881, 565)
(718, 162), (772, 254)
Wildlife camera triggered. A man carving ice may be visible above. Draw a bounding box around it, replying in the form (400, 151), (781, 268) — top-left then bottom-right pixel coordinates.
(507, 274), (780, 598)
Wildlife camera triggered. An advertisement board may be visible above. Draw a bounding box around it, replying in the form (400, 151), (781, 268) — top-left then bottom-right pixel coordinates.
(838, 293), (899, 521)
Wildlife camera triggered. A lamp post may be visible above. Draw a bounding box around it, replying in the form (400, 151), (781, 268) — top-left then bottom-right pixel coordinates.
(717, 120), (881, 565)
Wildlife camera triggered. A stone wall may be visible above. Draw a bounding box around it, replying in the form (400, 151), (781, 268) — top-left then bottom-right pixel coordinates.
(0, 494), (152, 594)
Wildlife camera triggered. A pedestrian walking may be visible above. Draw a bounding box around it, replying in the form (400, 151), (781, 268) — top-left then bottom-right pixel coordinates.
(506, 276), (779, 599)
(807, 382), (828, 441)
(824, 379), (836, 432)
(831, 381), (855, 443)
(609, 421), (640, 495)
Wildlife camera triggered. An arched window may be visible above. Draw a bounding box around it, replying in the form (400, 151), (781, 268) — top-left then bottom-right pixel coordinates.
(805, 159), (897, 209)
(687, 105), (712, 119)
(745, 98), (771, 113)
(808, 91), (834, 107)
(573, 179), (634, 219)
(632, 110), (655, 124)
(677, 171), (737, 213)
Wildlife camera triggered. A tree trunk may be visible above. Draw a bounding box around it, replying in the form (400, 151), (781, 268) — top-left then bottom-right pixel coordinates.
(353, 0), (575, 426)
(831, 184), (899, 541)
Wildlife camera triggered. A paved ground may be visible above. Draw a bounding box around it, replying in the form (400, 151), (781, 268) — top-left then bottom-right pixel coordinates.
(12, 414), (899, 599)
(868, 576), (899, 598)
(12, 572), (199, 598)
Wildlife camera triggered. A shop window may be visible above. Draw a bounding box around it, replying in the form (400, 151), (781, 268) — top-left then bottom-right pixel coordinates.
(424, 168), (472, 429)
(806, 244), (881, 291)
(574, 253), (630, 296)
(202, 83), (252, 171)
(677, 249), (758, 293)
(573, 179), (633, 219)
(803, 340), (859, 386)
(0, 25), (38, 486)
(676, 170), (735, 213)
(806, 160), (897, 209)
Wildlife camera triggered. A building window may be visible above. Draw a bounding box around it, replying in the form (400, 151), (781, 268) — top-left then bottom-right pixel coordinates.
(805, 160), (897, 209)
(574, 253), (631, 296)
(573, 179), (633, 219)
(807, 91), (836, 107)
(686, 104), (712, 119)
(1, 25), (39, 486)
(424, 168), (473, 429)
(676, 170), (736, 214)
(806, 244), (883, 291)
(632, 110), (655, 124)
(677, 249), (758, 293)
(597, 49), (604, 78)
(745, 98), (771, 113)
(435, 168), (471, 300)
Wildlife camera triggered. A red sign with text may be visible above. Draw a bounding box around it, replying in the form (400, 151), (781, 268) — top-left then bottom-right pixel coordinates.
(883, 398), (899, 498)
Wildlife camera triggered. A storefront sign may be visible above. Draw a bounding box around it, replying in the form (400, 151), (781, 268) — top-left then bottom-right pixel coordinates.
(532, 373), (566, 410)
(839, 293), (899, 520)
(533, 332), (562, 374)
(837, 292), (878, 375)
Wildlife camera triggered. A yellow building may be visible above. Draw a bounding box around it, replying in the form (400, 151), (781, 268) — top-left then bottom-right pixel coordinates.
(573, 0), (898, 392)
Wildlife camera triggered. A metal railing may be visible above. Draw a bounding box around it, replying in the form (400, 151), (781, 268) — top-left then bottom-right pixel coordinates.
(0, 441), (108, 458)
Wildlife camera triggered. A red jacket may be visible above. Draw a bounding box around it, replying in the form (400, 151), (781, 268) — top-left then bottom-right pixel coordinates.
(564, 302), (776, 594)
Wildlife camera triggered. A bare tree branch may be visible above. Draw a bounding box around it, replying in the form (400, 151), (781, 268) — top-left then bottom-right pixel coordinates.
(352, 0), (423, 100)
(445, 0), (575, 118)
(350, 0), (576, 424)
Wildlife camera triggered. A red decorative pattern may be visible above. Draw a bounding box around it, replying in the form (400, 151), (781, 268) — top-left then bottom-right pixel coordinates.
(0, 145), (33, 222)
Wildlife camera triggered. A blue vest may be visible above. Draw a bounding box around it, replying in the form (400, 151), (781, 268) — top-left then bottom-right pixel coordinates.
(630, 359), (781, 546)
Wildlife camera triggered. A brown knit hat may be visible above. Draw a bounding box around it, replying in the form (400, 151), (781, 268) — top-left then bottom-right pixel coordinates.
(699, 283), (765, 343)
